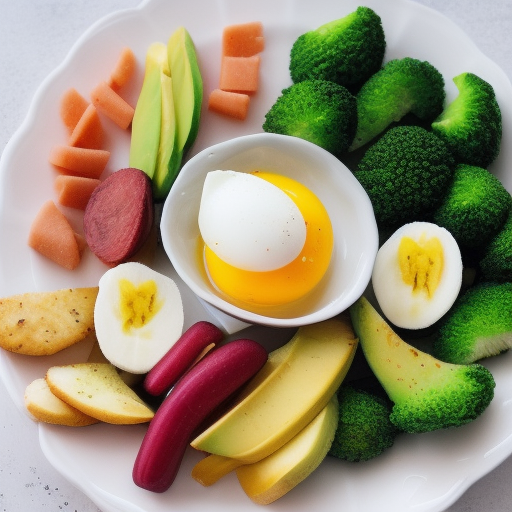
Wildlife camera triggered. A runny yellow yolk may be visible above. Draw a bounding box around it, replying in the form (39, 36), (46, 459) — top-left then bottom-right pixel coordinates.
(119, 278), (162, 332)
(203, 171), (333, 307)
(398, 235), (444, 299)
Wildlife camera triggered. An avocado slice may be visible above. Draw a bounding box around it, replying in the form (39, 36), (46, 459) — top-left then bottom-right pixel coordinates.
(167, 26), (203, 155)
(129, 42), (167, 180)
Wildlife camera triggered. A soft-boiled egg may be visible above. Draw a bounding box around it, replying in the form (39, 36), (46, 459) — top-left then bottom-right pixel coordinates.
(199, 170), (307, 272)
(94, 262), (184, 374)
(372, 221), (463, 329)
(199, 170), (333, 307)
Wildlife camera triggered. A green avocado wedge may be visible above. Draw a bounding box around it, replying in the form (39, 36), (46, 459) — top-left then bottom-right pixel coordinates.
(168, 26), (203, 155)
(129, 42), (168, 180)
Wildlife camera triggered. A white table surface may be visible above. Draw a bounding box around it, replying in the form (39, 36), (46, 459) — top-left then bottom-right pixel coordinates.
(1, 1), (511, 511)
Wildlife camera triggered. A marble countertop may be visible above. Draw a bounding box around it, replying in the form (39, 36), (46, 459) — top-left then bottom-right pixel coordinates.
(1, 1), (511, 511)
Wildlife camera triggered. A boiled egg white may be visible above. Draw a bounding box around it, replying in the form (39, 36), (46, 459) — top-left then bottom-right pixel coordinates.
(371, 222), (463, 329)
(94, 262), (184, 374)
(198, 170), (307, 272)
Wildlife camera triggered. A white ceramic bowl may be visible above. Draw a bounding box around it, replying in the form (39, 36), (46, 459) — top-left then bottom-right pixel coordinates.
(160, 133), (378, 328)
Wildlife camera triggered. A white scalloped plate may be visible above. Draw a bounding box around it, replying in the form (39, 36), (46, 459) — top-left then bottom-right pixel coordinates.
(1, 1), (511, 511)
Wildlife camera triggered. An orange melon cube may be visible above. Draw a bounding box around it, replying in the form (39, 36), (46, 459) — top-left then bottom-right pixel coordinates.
(28, 200), (85, 270)
(219, 55), (260, 94)
(222, 22), (264, 57)
(208, 89), (250, 120)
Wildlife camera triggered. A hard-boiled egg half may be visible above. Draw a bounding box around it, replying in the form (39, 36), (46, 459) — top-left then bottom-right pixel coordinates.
(198, 170), (333, 308)
(372, 222), (463, 329)
(94, 262), (184, 374)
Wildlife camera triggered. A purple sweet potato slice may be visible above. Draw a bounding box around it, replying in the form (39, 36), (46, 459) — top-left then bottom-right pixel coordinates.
(83, 167), (153, 266)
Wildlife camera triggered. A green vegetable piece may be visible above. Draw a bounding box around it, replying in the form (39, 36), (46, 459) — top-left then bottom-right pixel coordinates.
(168, 26), (203, 156)
(329, 385), (399, 462)
(432, 282), (512, 365)
(129, 42), (167, 180)
(355, 125), (455, 230)
(263, 79), (357, 158)
(349, 296), (495, 433)
(289, 6), (385, 92)
(349, 57), (445, 151)
(479, 209), (512, 283)
(432, 164), (512, 249)
(432, 72), (502, 167)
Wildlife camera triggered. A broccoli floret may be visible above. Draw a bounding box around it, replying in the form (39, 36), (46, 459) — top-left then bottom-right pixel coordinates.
(432, 164), (512, 249)
(350, 296), (496, 433)
(289, 6), (385, 92)
(479, 209), (512, 282)
(262, 79), (357, 157)
(432, 72), (502, 167)
(355, 125), (455, 230)
(328, 385), (399, 462)
(432, 282), (512, 365)
(349, 57), (445, 151)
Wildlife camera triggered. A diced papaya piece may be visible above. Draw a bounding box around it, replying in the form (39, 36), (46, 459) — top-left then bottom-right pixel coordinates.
(28, 200), (84, 270)
(222, 22), (264, 57)
(219, 55), (260, 94)
(69, 104), (104, 150)
(90, 81), (135, 129)
(60, 88), (89, 133)
(49, 145), (110, 179)
(54, 175), (101, 210)
(208, 89), (250, 120)
(108, 47), (137, 92)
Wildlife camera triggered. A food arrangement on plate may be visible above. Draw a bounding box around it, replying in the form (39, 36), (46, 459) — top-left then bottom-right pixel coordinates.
(1, 2), (512, 511)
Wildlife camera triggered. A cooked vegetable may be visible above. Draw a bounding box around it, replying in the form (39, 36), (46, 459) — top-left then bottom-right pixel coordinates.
(349, 57), (445, 151)
(46, 363), (155, 424)
(54, 175), (101, 210)
(143, 321), (223, 396)
(107, 47), (137, 92)
(90, 80), (135, 129)
(68, 103), (104, 149)
(263, 79), (357, 157)
(350, 296), (495, 433)
(432, 164), (512, 249)
(478, 209), (512, 283)
(289, 6), (385, 92)
(132, 338), (268, 493)
(49, 145), (110, 179)
(329, 385), (399, 462)
(354, 125), (455, 230)
(60, 87), (89, 133)
(432, 72), (502, 167)
(222, 21), (264, 57)
(24, 377), (99, 427)
(83, 168), (154, 266)
(0, 287), (98, 355)
(432, 282), (512, 365)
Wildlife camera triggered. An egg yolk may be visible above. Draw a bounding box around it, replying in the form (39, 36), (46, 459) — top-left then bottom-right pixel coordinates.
(203, 171), (333, 307)
(119, 278), (162, 332)
(398, 235), (444, 299)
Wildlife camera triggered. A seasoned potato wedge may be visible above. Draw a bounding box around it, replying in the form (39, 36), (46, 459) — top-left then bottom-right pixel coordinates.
(0, 287), (98, 355)
(45, 363), (154, 424)
(24, 378), (99, 427)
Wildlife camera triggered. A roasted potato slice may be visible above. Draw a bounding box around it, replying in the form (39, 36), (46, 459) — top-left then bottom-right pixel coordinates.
(0, 287), (98, 355)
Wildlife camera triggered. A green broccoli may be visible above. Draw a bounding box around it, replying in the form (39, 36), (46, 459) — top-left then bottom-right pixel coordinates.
(289, 6), (385, 92)
(354, 125), (455, 230)
(349, 57), (445, 151)
(432, 282), (512, 365)
(350, 296), (496, 433)
(328, 385), (399, 462)
(479, 209), (512, 283)
(432, 164), (512, 249)
(262, 79), (357, 157)
(432, 72), (502, 168)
